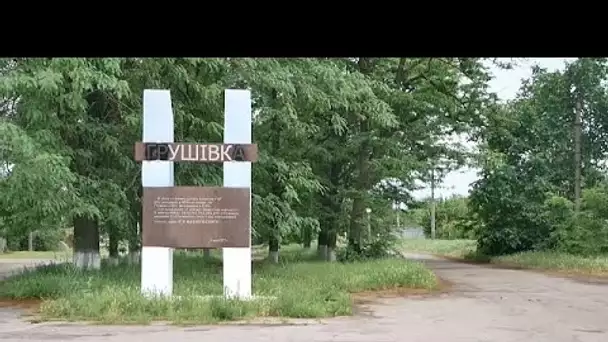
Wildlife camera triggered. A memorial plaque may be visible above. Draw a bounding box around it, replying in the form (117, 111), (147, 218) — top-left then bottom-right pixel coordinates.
(142, 186), (250, 248)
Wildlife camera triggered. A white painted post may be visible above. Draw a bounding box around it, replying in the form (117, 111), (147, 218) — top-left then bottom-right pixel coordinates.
(222, 89), (252, 299)
(141, 90), (174, 296)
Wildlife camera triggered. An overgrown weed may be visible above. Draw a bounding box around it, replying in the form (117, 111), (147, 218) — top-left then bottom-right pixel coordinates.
(0, 247), (436, 324)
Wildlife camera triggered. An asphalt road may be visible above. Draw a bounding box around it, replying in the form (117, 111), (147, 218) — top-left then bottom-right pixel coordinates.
(0, 255), (607, 341)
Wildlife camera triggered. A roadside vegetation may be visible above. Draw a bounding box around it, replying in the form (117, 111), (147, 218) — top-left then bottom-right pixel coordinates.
(493, 252), (608, 276)
(400, 238), (608, 277)
(399, 59), (608, 277)
(400, 239), (476, 258)
(0, 247), (436, 324)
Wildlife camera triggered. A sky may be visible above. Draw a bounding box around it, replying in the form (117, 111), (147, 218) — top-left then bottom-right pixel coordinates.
(411, 58), (577, 201)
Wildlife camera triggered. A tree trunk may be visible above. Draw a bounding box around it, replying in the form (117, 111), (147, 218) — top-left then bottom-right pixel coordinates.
(326, 223), (337, 262)
(574, 99), (583, 213)
(108, 223), (119, 265)
(268, 235), (279, 263)
(396, 210), (400, 228)
(347, 107), (372, 253)
(302, 226), (312, 249)
(303, 236), (312, 249)
(317, 229), (328, 259)
(430, 168), (436, 239)
(346, 58), (375, 254)
(73, 216), (101, 269)
(267, 97), (282, 264)
(128, 187), (142, 264)
(348, 197), (365, 253)
(320, 183), (342, 262)
(28, 231), (34, 252)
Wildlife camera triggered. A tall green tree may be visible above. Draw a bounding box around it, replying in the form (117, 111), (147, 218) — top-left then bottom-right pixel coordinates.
(470, 58), (608, 255)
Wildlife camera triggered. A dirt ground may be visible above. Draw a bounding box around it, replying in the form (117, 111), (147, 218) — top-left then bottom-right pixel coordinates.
(1, 254), (607, 342)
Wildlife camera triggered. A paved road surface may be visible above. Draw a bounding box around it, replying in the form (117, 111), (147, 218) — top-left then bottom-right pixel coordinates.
(1, 255), (607, 341)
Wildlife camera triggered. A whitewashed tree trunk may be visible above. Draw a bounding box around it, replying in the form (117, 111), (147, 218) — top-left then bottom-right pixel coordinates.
(326, 247), (336, 262)
(73, 217), (101, 270)
(73, 251), (101, 269)
(318, 245), (328, 260)
(129, 250), (141, 265)
(0, 237), (6, 253)
(269, 250), (279, 263)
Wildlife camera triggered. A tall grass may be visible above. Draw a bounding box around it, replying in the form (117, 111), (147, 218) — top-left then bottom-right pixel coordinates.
(399, 239), (608, 277)
(494, 251), (608, 276)
(0, 248), (437, 324)
(399, 239), (477, 257)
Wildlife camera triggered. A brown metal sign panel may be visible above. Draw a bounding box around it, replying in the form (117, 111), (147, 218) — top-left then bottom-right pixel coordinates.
(134, 142), (258, 162)
(142, 186), (251, 248)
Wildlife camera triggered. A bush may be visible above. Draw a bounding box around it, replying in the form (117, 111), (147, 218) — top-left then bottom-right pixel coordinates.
(417, 197), (478, 239)
(471, 163), (608, 257)
(549, 186), (608, 255)
(469, 158), (555, 256)
(337, 233), (399, 262)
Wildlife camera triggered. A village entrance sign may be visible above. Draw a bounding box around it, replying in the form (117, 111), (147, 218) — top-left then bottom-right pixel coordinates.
(134, 89), (256, 299)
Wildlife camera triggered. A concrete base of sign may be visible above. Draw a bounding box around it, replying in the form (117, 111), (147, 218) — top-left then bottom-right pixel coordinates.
(223, 247), (252, 299)
(141, 247), (173, 296)
(73, 251), (101, 269)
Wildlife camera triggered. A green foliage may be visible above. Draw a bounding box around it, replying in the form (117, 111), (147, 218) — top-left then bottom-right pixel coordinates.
(399, 239), (477, 258)
(469, 154), (555, 255)
(410, 196), (477, 239)
(337, 232), (399, 262)
(471, 58), (608, 256)
(1, 57), (496, 262)
(2, 229), (65, 252)
(546, 185), (608, 255)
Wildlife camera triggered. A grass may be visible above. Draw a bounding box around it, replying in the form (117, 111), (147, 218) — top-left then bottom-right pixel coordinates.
(399, 238), (608, 277)
(493, 251), (608, 277)
(0, 251), (72, 261)
(399, 239), (477, 258)
(0, 246), (437, 324)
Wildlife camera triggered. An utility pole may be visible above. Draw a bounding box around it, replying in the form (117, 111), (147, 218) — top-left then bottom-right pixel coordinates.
(28, 231), (34, 251)
(365, 208), (372, 239)
(574, 98), (583, 213)
(430, 168), (436, 239)
(396, 210), (400, 228)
